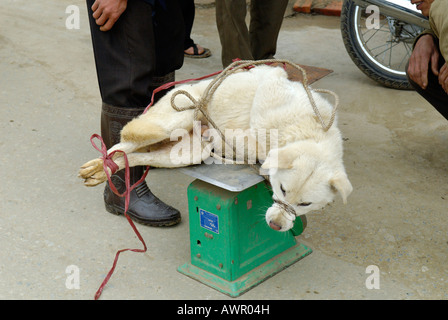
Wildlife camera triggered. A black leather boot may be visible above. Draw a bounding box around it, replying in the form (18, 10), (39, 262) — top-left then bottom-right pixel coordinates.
(101, 103), (181, 227)
(104, 166), (181, 226)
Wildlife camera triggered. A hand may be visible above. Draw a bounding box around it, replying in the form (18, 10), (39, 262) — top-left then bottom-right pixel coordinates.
(407, 34), (440, 89)
(91, 0), (128, 32)
(439, 62), (448, 94)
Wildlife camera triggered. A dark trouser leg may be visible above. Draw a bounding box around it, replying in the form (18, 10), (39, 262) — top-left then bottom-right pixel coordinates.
(87, 0), (155, 107)
(249, 0), (288, 60)
(406, 58), (448, 121)
(86, 0), (183, 107)
(180, 0), (196, 50)
(215, 0), (287, 67)
(216, 0), (252, 67)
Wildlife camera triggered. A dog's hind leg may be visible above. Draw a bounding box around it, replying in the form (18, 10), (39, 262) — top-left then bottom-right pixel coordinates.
(79, 127), (210, 186)
(80, 87), (204, 187)
(81, 139), (208, 187)
(79, 108), (197, 184)
(120, 107), (198, 146)
(118, 81), (207, 145)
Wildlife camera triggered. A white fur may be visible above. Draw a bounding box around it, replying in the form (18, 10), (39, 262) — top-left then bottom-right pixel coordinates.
(79, 65), (352, 231)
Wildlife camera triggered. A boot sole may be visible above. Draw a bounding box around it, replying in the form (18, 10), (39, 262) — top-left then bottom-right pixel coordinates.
(105, 203), (181, 227)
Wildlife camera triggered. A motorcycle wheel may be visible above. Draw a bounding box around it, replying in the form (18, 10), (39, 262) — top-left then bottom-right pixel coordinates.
(341, 0), (424, 90)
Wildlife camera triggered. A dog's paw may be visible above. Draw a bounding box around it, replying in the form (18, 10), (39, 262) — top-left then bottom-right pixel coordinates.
(78, 158), (109, 187)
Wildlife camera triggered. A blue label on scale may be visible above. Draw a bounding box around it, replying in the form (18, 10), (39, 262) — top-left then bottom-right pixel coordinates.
(199, 209), (219, 234)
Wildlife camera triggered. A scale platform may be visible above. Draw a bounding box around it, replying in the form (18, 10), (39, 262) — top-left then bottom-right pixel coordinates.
(180, 163), (264, 192)
(178, 164), (312, 297)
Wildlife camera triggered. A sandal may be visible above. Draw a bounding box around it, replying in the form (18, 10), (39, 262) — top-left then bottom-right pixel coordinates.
(184, 43), (212, 58)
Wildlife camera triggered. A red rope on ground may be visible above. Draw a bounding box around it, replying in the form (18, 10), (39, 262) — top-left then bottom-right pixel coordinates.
(90, 134), (149, 300)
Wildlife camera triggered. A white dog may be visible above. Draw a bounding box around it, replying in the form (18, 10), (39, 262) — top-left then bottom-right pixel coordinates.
(79, 65), (352, 231)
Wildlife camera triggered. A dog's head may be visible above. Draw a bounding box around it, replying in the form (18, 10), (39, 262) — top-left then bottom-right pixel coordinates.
(261, 141), (352, 232)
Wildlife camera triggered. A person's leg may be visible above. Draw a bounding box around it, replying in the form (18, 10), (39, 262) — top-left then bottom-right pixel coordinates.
(100, 104), (181, 227)
(406, 58), (448, 120)
(152, 0), (185, 76)
(249, 0), (288, 60)
(87, 0), (159, 108)
(180, 0), (195, 51)
(86, 0), (183, 226)
(216, 0), (252, 67)
(179, 0), (211, 57)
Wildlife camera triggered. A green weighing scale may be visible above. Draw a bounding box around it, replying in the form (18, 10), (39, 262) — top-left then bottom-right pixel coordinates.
(178, 164), (312, 297)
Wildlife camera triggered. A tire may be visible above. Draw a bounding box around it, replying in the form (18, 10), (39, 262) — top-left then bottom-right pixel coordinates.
(340, 0), (424, 90)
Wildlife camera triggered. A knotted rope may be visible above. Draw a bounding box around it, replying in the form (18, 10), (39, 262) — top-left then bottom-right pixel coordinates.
(170, 59), (339, 132)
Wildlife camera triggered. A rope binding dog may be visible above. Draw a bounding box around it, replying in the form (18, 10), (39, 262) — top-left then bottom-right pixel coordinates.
(169, 59), (340, 222)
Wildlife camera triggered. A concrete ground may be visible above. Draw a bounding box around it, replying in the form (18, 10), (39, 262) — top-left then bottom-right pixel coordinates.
(0, 0), (447, 300)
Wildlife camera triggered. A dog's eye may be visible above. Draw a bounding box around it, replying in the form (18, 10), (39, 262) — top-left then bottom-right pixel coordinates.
(280, 184), (286, 196)
(298, 202), (312, 207)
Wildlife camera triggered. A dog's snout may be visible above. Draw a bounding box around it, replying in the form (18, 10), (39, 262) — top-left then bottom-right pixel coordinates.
(268, 220), (282, 231)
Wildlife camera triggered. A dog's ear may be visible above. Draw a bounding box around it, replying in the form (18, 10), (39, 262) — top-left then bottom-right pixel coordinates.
(261, 146), (300, 169)
(329, 170), (353, 204)
(261, 148), (280, 169)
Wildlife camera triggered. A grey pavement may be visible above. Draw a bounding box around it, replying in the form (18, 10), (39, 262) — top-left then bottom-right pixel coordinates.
(0, 0), (447, 300)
